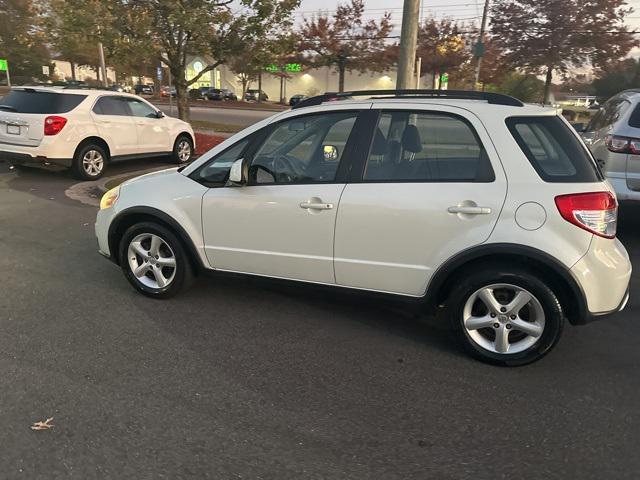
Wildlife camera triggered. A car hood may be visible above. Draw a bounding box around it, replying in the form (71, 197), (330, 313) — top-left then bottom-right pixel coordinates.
(122, 167), (180, 188)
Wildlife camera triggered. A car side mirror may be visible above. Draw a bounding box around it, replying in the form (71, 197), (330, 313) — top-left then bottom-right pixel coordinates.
(228, 158), (245, 186)
(156, 110), (165, 119)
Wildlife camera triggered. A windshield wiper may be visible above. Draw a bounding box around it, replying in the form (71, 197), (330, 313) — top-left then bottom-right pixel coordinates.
(0, 105), (18, 112)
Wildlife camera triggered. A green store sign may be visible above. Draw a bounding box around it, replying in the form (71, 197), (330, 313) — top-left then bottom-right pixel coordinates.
(265, 63), (302, 73)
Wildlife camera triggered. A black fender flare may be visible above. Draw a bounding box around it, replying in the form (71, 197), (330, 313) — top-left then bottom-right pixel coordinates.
(424, 243), (589, 325)
(107, 206), (206, 271)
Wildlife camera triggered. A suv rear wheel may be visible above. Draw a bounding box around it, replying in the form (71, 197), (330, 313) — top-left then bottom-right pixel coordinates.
(119, 222), (193, 298)
(72, 143), (108, 180)
(445, 266), (564, 366)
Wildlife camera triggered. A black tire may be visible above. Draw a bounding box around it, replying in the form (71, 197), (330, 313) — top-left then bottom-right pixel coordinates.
(444, 265), (564, 366)
(119, 222), (194, 299)
(72, 143), (108, 180)
(172, 135), (193, 164)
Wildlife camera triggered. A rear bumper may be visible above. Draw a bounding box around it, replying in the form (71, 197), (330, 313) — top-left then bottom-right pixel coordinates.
(570, 236), (632, 323)
(607, 175), (640, 201)
(0, 150), (72, 169)
(582, 289), (630, 323)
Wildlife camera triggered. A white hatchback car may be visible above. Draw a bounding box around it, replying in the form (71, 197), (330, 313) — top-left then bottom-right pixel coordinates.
(95, 90), (632, 365)
(0, 87), (194, 179)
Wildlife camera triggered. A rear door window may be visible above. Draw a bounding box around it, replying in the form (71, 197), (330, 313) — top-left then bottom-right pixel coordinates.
(0, 90), (86, 114)
(93, 96), (129, 116)
(506, 116), (602, 182)
(363, 111), (494, 182)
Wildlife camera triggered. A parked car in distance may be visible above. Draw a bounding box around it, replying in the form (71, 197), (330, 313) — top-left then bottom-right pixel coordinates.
(189, 86), (212, 100)
(289, 94), (307, 106)
(108, 84), (125, 93)
(160, 85), (177, 98)
(160, 86), (177, 98)
(0, 87), (195, 180)
(134, 84), (154, 95)
(245, 89), (268, 101)
(581, 89), (640, 201)
(95, 89), (631, 366)
(204, 88), (237, 101)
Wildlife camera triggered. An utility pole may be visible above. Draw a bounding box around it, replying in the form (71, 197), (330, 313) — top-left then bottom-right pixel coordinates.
(473, 0), (491, 88)
(396, 0), (420, 90)
(98, 42), (108, 87)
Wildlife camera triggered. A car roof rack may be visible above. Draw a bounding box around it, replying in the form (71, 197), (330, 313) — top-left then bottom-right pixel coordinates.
(292, 89), (524, 109)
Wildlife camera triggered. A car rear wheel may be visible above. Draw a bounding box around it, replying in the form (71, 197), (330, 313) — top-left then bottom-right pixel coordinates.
(72, 144), (108, 180)
(445, 266), (564, 366)
(119, 222), (193, 298)
(172, 135), (193, 164)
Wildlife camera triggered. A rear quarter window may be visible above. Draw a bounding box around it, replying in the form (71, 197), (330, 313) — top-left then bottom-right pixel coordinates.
(627, 102), (640, 128)
(506, 116), (602, 183)
(0, 90), (86, 114)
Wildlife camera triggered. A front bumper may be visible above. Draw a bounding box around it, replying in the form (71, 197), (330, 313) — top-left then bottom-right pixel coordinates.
(95, 207), (116, 260)
(0, 150), (72, 169)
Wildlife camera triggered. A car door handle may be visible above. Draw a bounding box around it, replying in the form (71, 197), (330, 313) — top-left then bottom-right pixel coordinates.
(448, 206), (492, 215)
(300, 202), (334, 210)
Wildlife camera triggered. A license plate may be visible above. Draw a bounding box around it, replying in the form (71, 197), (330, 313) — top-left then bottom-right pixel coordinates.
(7, 124), (20, 135)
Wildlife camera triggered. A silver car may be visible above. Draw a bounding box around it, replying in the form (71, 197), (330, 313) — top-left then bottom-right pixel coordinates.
(582, 89), (640, 201)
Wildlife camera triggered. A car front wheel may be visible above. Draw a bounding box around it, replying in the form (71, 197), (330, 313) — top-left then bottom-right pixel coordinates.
(172, 135), (193, 164)
(445, 266), (564, 366)
(119, 222), (193, 298)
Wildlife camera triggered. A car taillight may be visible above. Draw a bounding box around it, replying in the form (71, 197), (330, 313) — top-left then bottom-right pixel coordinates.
(555, 191), (617, 238)
(604, 134), (640, 154)
(44, 116), (67, 136)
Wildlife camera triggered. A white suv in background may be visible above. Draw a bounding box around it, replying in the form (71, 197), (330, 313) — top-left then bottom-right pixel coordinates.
(582, 89), (640, 201)
(0, 87), (195, 179)
(95, 90), (631, 365)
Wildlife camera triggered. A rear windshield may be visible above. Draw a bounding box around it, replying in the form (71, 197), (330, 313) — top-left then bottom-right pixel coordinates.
(0, 90), (86, 114)
(506, 116), (602, 183)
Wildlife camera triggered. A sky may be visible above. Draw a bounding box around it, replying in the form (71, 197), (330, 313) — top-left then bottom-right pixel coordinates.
(293, 0), (640, 61)
(294, 0), (640, 32)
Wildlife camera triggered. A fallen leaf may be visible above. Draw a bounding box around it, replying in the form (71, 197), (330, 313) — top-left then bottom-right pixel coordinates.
(31, 417), (54, 431)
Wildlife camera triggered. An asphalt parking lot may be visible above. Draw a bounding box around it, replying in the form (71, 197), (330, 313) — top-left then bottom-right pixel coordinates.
(1, 161), (639, 479)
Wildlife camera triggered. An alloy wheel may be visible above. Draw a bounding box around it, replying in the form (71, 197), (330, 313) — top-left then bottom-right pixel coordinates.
(127, 233), (177, 289)
(462, 283), (546, 355)
(82, 150), (104, 177)
(177, 140), (191, 162)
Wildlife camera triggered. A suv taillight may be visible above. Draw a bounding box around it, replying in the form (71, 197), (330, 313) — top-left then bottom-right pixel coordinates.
(604, 134), (640, 154)
(555, 191), (617, 238)
(44, 116), (67, 136)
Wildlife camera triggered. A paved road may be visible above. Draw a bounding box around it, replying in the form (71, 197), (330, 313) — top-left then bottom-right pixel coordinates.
(1, 162), (640, 479)
(157, 104), (278, 127)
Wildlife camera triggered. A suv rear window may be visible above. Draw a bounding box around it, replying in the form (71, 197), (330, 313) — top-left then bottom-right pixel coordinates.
(506, 116), (602, 183)
(0, 90), (86, 114)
